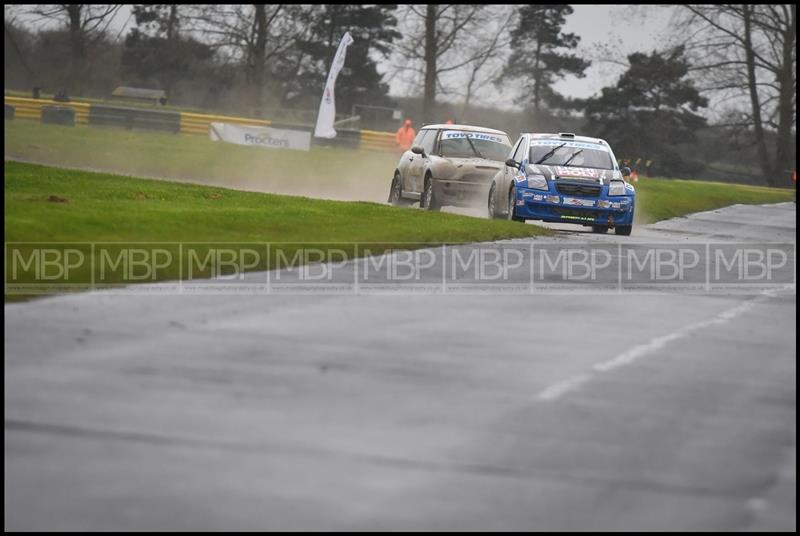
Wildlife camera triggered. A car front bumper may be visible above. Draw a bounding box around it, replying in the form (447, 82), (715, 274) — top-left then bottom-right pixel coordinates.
(515, 187), (635, 226)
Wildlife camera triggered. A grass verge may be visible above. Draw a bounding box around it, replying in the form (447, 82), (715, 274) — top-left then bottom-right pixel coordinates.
(4, 161), (551, 301)
(4, 121), (794, 301)
(4, 119), (397, 202)
(632, 177), (793, 224)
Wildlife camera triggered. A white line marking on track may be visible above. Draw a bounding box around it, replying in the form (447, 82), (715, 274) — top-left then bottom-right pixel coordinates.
(594, 298), (758, 373)
(537, 287), (791, 402)
(538, 374), (591, 401)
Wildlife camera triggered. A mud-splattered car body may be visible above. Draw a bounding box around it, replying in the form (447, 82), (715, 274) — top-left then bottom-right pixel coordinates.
(489, 133), (636, 235)
(388, 124), (512, 210)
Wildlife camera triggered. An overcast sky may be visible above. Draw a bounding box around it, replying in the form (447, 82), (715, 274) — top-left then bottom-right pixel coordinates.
(551, 5), (675, 99)
(380, 5), (678, 108)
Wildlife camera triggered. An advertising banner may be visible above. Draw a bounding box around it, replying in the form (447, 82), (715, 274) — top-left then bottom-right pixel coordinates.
(209, 122), (311, 151)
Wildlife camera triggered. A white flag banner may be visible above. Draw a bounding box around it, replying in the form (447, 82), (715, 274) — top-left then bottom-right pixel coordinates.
(314, 31), (354, 139)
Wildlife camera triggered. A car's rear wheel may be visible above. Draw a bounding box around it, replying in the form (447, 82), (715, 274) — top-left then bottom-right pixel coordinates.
(422, 176), (440, 211)
(508, 185), (524, 222)
(592, 225), (609, 233)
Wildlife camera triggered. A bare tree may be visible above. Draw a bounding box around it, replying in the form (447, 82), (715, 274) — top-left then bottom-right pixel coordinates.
(5, 8), (35, 82)
(27, 4), (121, 61)
(184, 4), (310, 114)
(131, 5), (181, 43)
(25, 4), (122, 92)
(392, 4), (498, 122)
(456, 5), (515, 120)
(677, 5), (796, 185)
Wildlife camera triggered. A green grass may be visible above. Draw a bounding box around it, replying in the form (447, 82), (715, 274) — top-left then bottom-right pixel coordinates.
(5, 120), (794, 300)
(4, 161), (551, 300)
(4, 120), (397, 202)
(631, 177), (794, 224)
(7, 120), (794, 219)
(5, 160), (549, 243)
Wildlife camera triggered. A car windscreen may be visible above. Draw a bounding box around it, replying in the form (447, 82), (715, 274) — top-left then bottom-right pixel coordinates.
(438, 131), (511, 161)
(530, 140), (613, 169)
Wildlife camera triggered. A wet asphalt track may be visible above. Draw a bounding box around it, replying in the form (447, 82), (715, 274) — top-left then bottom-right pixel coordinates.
(4, 203), (796, 530)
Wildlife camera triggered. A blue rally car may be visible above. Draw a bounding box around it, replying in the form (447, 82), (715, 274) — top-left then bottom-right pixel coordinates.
(488, 132), (636, 235)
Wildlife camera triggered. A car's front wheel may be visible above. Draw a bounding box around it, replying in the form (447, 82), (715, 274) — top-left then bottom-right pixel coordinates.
(508, 185), (524, 222)
(614, 207), (634, 235)
(488, 183), (500, 219)
(388, 176), (402, 205)
(388, 174), (412, 206)
(614, 225), (633, 236)
(422, 176), (440, 211)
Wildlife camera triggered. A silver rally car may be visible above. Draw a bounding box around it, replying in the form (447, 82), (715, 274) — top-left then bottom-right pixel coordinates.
(388, 124), (512, 210)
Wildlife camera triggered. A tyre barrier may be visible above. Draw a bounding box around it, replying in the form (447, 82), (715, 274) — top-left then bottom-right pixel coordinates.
(180, 111), (271, 136)
(4, 95), (398, 152)
(360, 129), (396, 152)
(312, 128), (362, 150)
(4, 96), (90, 124)
(41, 106), (76, 127)
(89, 104), (181, 133)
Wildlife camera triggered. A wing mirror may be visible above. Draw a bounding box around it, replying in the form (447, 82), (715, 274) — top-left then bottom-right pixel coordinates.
(505, 158), (520, 169)
(620, 166), (631, 178)
(411, 146), (425, 156)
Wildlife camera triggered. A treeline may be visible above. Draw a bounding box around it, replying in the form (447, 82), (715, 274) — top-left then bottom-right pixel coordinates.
(5, 5), (400, 117)
(4, 4), (796, 185)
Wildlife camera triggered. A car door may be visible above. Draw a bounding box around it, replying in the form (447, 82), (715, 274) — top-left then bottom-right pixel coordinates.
(415, 129), (439, 192)
(502, 136), (527, 193)
(403, 129), (430, 193)
(398, 129), (426, 193)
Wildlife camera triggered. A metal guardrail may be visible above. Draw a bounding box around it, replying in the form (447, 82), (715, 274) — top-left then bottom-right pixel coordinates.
(4, 95), (397, 152)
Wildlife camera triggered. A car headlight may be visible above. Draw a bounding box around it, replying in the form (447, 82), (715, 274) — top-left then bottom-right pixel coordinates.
(608, 181), (626, 196)
(527, 173), (548, 190)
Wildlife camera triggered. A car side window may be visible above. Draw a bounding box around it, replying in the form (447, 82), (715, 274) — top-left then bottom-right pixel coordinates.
(420, 129), (437, 155)
(508, 138), (522, 160)
(412, 130), (427, 147)
(513, 137), (527, 163)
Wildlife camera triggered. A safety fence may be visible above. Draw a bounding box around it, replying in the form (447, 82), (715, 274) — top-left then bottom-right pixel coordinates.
(5, 96), (90, 125)
(4, 96), (397, 152)
(180, 111), (271, 136)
